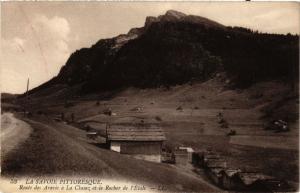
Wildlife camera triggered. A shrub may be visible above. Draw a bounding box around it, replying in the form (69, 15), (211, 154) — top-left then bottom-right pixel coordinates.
(155, 116), (162, 121)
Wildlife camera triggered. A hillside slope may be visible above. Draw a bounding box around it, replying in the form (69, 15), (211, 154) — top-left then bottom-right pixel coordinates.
(14, 77), (299, 186)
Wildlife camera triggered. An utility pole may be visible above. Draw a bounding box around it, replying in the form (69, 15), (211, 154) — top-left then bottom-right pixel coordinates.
(23, 78), (30, 116)
(26, 78), (29, 99)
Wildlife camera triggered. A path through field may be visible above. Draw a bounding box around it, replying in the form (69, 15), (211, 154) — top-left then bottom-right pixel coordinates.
(1, 113), (32, 158)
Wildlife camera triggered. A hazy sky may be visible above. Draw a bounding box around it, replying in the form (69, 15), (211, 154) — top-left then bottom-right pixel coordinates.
(1, 2), (299, 94)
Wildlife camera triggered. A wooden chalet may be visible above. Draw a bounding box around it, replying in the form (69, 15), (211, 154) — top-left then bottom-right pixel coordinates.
(106, 123), (166, 163)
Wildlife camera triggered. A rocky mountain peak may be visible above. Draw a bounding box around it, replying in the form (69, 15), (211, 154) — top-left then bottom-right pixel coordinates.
(165, 10), (187, 19)
(144, 10), (224, 29)
(144, 10), (186, 28)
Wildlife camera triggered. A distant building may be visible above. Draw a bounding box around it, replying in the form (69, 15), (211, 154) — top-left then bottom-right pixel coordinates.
(220, 169), (243, 190)
(206, 167), (224, 186)
(106, 123), (166, 163)
(178, 147), (194, 162)
(174, 147), (194, 166)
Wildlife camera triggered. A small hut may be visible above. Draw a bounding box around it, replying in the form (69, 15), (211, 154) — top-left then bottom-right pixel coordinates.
(220, 169), (244, 190)
(192, 151), (205, 167)
(239, 172), (273, 190)
(178, 147), (194, 163)
(206, 167), (224, 186)
(106, 124), (166, 163)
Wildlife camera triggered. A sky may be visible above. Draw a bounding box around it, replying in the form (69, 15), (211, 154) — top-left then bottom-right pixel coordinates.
(1, 2), (299, 94)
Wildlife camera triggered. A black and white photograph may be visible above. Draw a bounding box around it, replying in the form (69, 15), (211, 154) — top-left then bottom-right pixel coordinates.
(1, 2), (299, 192)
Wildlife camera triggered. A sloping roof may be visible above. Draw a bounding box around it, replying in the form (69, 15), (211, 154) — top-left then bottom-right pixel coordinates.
(85, 122), (107, 130)
(107, 125), (166, 141)
(223, 169), (241, 177)
(239, 172), (273, 186)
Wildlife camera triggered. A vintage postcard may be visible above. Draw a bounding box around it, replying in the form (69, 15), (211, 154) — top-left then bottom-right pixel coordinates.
(1, 1), (299, 193)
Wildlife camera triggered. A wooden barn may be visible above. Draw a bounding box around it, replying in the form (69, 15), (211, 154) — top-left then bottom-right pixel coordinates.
(106, 124), (166, 163)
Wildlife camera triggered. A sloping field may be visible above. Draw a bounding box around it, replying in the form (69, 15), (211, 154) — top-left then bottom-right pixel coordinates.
(10, 78), (299, 187)
(1, 115), (218, 192)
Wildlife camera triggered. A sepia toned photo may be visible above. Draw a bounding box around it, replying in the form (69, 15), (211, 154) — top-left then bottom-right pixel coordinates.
(1, 2), (299, 192)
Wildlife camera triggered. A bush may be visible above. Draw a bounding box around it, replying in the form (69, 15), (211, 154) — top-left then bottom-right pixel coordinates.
(155, 116), (162, 121)
(176, 106), (183, 111)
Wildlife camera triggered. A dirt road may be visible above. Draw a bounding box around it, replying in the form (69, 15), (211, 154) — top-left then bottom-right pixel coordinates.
(1, 113), (32, 158)
(1, 114), (218, 192)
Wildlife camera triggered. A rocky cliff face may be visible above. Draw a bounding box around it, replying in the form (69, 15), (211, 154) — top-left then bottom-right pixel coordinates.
(29, 10), (299, 94)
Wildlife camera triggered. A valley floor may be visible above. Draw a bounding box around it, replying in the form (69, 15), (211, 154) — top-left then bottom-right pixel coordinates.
(2, 77), (299, 191)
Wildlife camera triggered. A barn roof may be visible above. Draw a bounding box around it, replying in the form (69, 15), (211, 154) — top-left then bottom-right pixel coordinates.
(107, 125), (166, 141)
(85, 122), (107, 130)
(222, 169), (241, 177)
(239, 172), (273, 186)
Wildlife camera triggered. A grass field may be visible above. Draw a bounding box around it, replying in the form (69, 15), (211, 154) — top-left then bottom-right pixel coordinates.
(7, 77), (299, 189)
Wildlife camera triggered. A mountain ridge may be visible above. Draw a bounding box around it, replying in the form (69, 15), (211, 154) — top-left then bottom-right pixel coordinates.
(27, 10), (299, 96)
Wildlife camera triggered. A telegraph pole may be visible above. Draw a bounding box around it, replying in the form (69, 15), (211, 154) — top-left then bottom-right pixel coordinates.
(26, 78), (29, 99)
(23, 78), (30, 116)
